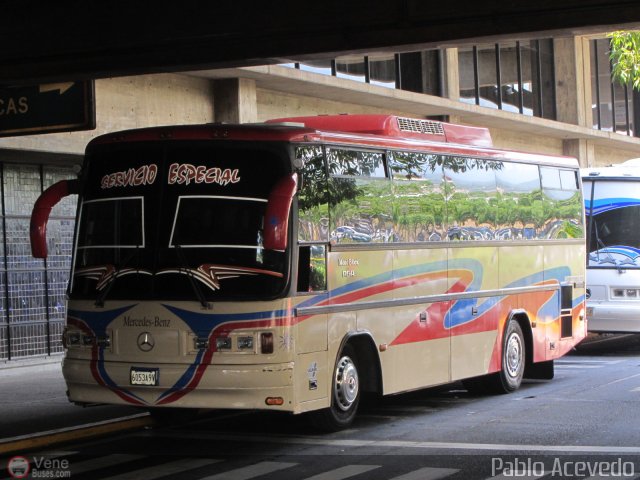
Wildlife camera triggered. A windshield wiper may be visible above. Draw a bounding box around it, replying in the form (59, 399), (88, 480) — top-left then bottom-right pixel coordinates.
(175, 244), (210, 309)
(95, 246), (140, 307)
(590, 218), (621, 269)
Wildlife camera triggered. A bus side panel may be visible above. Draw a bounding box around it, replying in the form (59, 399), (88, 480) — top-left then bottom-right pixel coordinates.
(449, 245), (501, 381)
(544, 241), (587, 360)
(294, 307), (328, 406)
(499, 244), (545, 365)
(384, 248), (450, 394)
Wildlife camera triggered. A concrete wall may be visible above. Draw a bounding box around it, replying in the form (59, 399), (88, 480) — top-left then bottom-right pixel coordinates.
(489, 128), (563, 156)
(256, 89), (417, 121)
(2, 37), (640, 170)
(594, 144), (640, 167)
(0, 74), (214, 156)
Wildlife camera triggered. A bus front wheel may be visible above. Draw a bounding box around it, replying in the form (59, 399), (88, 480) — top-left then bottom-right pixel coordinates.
(310, 344), (360, 431)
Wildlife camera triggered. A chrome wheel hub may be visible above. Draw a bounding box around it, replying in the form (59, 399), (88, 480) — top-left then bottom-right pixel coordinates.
(506, 332), (523, 378)
(334, 355), (359, 411)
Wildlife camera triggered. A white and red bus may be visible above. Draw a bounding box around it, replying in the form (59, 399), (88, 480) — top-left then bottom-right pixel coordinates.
(31, 114), (587, 430)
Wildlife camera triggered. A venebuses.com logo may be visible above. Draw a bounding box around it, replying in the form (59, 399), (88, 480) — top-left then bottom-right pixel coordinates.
(7, 455), (71, 479)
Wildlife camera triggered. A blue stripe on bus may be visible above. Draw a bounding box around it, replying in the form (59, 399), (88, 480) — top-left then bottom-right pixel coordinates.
(585, 197), (640, 216)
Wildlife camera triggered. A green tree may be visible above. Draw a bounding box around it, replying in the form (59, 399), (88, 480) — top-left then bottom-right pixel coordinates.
(609, 31), (640, 90)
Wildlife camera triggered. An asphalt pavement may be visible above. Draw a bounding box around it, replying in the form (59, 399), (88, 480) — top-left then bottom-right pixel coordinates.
(0, 356), (142, 441)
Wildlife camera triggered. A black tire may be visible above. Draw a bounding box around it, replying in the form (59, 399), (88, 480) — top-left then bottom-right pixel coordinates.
(525, 359), (554, 380)
(310, 344), (360, 432)
(464, 319), (526, 395)
(462, 375), (490, 395)
(490, 319), (525, 393)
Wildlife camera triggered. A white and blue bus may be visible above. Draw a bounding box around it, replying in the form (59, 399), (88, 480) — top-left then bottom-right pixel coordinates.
(583, 159), (640, 333)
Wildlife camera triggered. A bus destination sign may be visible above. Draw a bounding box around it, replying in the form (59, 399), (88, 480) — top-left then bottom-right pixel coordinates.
(0, 80), (96, 137)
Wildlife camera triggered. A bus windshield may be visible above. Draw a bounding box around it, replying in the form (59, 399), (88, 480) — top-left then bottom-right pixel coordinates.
(71, 142), (291, 301)
(586, 179), (640, 269)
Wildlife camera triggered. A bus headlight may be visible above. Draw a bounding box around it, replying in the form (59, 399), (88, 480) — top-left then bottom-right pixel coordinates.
(215, 337), (232, 350)
(237, 335), (254, 350)
(62, 328), (81, 348)
(68, 331), (81, 345)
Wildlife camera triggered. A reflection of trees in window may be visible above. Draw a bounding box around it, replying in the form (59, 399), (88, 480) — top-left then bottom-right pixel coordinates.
(326, 148), (386, 177)
(329, 178), (393, 244)
(444, 157), (499, 240)
(538, 167), (583, 239)
(298, 145), (583, 244)
(390, 151), (445, 242)
(326, 148), (392, 244)
(495, 162), (543, 238)
(541, 190), (584, 239)
(296, 146), (329, 242)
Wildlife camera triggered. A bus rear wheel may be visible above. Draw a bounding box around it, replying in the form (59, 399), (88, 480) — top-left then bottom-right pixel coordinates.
(310, 344), (360, 431)
(463, 319), (525, 395)
(492, 319), (525, 393)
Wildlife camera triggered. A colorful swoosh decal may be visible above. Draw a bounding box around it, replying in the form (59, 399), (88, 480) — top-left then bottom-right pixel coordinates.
(68, 259), (578, 406)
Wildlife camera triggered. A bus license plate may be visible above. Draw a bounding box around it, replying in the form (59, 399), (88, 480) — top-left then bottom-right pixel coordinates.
(130, 367), (159, 386)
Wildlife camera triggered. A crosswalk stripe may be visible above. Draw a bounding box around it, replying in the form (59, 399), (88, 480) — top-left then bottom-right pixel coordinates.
(303, 465), (380, 480)
(389, 466), (458, 480)
(101, 458), (220, 480)
(199, 461), (297, 480)
(146, 430), (640, 454)
(70, 454), (146, 475)
(555, 365), (603, 369)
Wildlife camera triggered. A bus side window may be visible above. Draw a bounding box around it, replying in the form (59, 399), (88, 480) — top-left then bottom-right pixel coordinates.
(540, 166), (583, 239)
(443, 156), (498, 241)
(296, 146), (329, 243)
(495, 162), (542, 240)
(389, 151), (445, 243)
(326, 148), (392, 244)
(297, 244), (327, 292)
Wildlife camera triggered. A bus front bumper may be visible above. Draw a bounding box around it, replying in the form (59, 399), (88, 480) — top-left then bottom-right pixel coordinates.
(586, 302), (640, 333)
(62, 357), (296, 412)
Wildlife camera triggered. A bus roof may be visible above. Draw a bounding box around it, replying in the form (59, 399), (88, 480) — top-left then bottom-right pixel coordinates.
(265, 114), (493, 147)
(582, 158), (640, 180)
(87, 114), (578, 168)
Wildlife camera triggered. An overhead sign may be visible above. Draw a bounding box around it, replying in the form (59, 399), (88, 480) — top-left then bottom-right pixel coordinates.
(0, 80), (95, 137)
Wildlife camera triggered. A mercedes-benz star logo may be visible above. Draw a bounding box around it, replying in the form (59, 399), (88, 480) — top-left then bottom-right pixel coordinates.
(137, 332), (155, 352)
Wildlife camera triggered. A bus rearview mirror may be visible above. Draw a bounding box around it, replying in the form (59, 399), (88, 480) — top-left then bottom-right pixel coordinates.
(263, 173), (297, 252)
(30, 179), (80, 259)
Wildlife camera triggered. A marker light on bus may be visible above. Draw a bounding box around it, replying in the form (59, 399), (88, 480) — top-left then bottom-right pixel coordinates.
(237, 336), (254, 350)
(215, 337), (232, 350)
(613, 288), (640, 298)
(62, 328), (81, 348)
(260, 332), (274, 354)
(265, 397), (284, 406)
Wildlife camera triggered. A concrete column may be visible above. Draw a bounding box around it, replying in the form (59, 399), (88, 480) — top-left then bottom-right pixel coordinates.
(442, 48), (460, 101)
(213, 78), (258, 124)
(563, 138), (596, 167)
(555, 37), (595, 167)
(554, 37), (592, 127)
